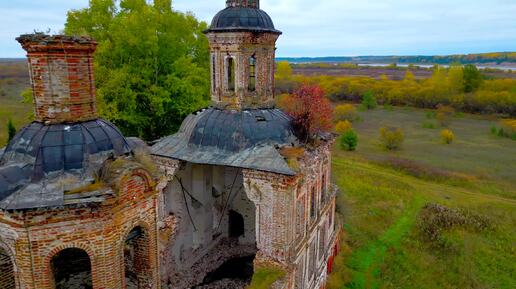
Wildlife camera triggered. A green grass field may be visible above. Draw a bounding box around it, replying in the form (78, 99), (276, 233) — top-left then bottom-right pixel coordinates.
(328, 107), (515, 289)
(0, 61), (31, 146)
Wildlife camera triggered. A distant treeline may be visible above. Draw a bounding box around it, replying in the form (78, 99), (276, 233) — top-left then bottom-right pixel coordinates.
(275, 62), (516, 116)
(277, 52), (516, 65)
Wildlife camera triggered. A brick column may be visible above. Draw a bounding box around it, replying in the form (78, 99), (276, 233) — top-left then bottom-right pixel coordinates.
(17, 34), (98, 124)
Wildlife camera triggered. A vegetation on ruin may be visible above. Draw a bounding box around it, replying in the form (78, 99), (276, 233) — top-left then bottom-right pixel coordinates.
(277, 84), (333, 143)
(328, 107), (516, 289)
(64, 0), (210, 141)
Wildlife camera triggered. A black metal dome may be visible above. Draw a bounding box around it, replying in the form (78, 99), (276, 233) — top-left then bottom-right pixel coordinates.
(0, 119), (132, 181)
(207, 7), (281, 34)
(188, 108), (295, 152)
(152, 108), (299, 175)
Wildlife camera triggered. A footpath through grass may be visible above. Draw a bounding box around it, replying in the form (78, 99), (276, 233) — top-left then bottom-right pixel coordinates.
(347, 195), (424, 289)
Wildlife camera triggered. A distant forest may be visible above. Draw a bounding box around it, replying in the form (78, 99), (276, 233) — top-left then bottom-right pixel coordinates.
(277, 52), (516, 65)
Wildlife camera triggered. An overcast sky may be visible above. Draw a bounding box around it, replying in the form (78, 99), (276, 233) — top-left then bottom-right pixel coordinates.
(1, 0), (515, 58)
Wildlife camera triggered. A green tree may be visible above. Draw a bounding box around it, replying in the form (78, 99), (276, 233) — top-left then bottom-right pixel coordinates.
(463, 64), (483, 93)
(65, 0), (210, 141)
(7, 119), (16, 142)
(339, 129), (358, 151)
(361, 90), (377, 110)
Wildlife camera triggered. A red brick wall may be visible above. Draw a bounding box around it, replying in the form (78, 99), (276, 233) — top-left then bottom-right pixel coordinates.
(17, 35), (98, 123)
(0, 168), (160, 289)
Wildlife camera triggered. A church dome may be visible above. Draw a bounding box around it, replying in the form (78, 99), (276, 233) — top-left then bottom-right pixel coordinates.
(0, 119), (132, 181)
(152, 108), (299, 175)
(207, 7), (281, 34)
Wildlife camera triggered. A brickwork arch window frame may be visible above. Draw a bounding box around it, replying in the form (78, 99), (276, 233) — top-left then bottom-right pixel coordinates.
(225, 55), (236, 92)
(47, 245), (95, 289)
(248, 54), (257, 92)
(121, 222), (155, 289)
(0, 240), (18, 289)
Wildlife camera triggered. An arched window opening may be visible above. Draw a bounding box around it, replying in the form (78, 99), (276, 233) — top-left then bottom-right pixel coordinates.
(124, 226), (152, 289)
(51, 248), (92, 289)
(229, 210), (245, 238)
(310, 187), (316, 219)
(227, 57), (235, 92)
(248, 55), (256, 92)
(211, 54), (216, 93)
(321, 173), (327, 205)
(0, 247), (15, 289)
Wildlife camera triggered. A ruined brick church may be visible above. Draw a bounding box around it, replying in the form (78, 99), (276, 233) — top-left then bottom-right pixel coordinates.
(0, 1), (338, 288)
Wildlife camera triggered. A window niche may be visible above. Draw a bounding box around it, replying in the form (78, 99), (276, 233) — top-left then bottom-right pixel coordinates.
(248, 55), (256, 92)
(226, 56), (235, 92)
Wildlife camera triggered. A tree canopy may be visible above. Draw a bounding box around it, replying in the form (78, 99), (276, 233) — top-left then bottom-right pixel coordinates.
(278, 84), (333, 143)
(65, 0), (210, 141)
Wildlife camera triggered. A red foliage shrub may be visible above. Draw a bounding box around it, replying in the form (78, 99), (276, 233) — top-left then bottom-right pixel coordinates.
(278, 84), (333, 143)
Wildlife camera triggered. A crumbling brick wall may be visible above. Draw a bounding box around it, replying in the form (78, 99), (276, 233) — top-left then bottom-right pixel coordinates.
(0, 167), (160, 289)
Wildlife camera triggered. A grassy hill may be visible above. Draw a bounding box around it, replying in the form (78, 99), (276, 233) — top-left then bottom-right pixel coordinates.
(328, 107), (515, 289)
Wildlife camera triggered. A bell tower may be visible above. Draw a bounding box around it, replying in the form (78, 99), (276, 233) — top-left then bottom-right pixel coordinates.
(205, 0), (281, 110)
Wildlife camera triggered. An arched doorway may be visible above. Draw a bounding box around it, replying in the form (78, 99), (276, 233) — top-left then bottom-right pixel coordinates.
(229, 210), (245, 238)
(51, 248), (92, 289)
(0, 246), (15, 289)
(124, 226), (152, 289)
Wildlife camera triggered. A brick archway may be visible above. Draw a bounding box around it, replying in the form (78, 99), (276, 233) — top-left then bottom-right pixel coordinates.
(45, 244), (96, 289)
(123, 225), (153, 289)
(50, 248), (92, 289)
(0, 241), (16, 289)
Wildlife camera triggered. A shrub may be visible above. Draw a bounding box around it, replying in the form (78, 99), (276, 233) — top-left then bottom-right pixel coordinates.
(7, 118), (16, 142)
(436, 105), (455, 127)
(335, 120), (353, 134)
(498, 119), (516, 140)
(339, 129), (358, 151)
(379, 126), (404, 150)
(422, 122), (436, 129)
(278, 84), (334, 143)
(361, 90), (377, 110)
(440, 129), (454, 144)
(334, 104), (358, 122)
(417, 203), (490, 252)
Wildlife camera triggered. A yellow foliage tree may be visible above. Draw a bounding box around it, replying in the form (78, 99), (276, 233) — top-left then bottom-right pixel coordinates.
(335, 120), (353, 134)
(441, 129), (455, 144)
(334, 104), (357, 122)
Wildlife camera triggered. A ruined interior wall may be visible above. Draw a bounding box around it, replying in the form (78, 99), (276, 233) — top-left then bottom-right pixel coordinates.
(242, 140), (339, 289)
(160, 163), (258, 288)
(0, 168), (159, 289)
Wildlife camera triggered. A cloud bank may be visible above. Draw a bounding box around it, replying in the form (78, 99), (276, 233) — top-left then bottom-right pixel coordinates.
(1, 0), (515, 57)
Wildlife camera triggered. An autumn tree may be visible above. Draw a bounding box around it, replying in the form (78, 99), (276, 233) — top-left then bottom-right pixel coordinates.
(275, 61), (297, 94)
(65, 0), (210, 140)
(278, 84), (333, 143)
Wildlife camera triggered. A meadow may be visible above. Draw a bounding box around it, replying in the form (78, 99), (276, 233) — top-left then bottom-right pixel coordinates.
(328, 107), (515, 289)
(0, 60), (31, 146)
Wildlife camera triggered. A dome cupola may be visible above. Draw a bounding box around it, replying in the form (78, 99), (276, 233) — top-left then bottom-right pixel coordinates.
(205, 1), (281, 110)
